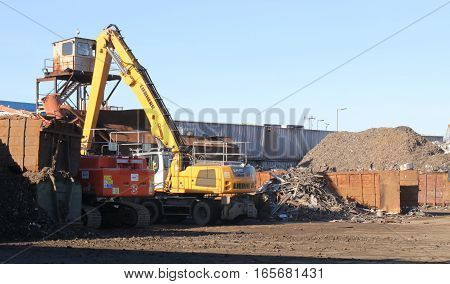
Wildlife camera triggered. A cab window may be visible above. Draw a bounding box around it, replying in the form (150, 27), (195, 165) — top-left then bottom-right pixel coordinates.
(62, 42), (73, 56)
(162, 155), (170, 169)
(77, 42), (90, 56)
(149, 155), (159, 172)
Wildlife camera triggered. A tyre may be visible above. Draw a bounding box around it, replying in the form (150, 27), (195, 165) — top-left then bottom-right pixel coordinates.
(81, 205), (102, 229)
(118, 205), (139, 227)
(143, 200), (162, 224)
(192, 200), (219, 226)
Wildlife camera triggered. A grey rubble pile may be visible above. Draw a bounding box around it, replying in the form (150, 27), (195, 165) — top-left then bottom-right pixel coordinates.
(299, 126), (449, 172)
(257, 168), (362, 221)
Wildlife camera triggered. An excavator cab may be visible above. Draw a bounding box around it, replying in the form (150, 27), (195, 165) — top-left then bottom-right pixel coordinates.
(138, 150), (171, 191)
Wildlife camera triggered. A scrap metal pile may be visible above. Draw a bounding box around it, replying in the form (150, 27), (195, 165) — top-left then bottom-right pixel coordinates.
(257, 167), (432, 223)
(0, 146), (55, 242)
(299, 126), (449, 172)
(257, 167), (363, 222)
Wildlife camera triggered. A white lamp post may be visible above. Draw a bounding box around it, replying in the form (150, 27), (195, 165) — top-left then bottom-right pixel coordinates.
(336, 108), (347, 131)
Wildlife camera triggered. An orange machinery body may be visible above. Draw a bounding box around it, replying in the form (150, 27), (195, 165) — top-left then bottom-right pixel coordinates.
(77, 156), (154, 197)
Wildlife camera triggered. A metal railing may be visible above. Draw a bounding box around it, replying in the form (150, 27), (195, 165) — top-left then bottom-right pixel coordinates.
(81, 129), (154, 156)
(109, 130), (151, 156)
(192, 141), (249, 166)
(43, 58), (53, 73)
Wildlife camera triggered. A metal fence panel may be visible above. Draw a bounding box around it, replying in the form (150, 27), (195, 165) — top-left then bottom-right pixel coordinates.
(423, 135), (444, 143)
(175, 121), (333, 169)
(175, 121), (265, 159)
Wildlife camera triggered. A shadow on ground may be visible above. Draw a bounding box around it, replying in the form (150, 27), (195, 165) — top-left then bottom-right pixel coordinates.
(0, 244), (437, 264)
(423, 211), (450, 217)
(0, 220), (284, 243)
(0, 226), (241, 244)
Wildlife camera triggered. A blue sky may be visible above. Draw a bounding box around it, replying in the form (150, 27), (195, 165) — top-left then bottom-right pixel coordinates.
(0, 0), (449, 135)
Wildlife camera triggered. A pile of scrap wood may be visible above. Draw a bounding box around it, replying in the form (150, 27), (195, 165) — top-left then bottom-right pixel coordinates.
(256, 167), (366, 221)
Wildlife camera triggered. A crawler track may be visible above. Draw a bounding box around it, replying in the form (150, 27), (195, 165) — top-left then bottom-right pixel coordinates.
(117, 201), (151, 228)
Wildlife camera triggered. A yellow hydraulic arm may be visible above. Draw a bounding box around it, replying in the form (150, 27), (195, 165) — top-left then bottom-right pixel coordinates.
(81, 25), (184, 189)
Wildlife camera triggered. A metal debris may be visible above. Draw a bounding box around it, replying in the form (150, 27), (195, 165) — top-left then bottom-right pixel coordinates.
(257, 167), (363, 222)
(256, 167), (432, 223)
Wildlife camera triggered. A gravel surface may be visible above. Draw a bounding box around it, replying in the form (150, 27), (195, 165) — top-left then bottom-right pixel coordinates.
(299, 126), (449, 172)
(1, 213), (449, 264)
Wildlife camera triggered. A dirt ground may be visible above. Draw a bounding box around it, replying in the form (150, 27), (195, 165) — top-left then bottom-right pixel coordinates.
(1, 211), (449, 264)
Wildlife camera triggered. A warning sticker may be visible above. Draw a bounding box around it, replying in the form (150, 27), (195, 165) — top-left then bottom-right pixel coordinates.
(112, 187), (120, 195)
(104, 175), (113, 189)
(81, 171), (89, 180)
(131, 173), (139, 182)
(131, 184), (138, 195)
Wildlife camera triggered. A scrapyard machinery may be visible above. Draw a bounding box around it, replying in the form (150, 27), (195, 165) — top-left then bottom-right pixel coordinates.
(68, 25), (258, 226)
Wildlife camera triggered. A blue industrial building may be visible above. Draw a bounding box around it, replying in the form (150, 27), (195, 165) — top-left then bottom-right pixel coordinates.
(0, 100), (35, 112)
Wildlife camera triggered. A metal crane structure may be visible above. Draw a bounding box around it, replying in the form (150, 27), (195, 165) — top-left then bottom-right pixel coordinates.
(79, 25), (257, 226)
(36, 37), (122, 116)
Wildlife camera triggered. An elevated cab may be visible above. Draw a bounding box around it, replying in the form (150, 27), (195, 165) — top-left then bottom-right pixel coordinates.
(52, 37), (96, 73)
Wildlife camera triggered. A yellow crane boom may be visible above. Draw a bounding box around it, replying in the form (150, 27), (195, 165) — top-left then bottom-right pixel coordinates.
(82, 24), (182, 152)
(81, 25), (186, 190)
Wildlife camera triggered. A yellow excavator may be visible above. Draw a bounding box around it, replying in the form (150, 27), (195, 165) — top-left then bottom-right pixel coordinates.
(81, 25), (257, 225)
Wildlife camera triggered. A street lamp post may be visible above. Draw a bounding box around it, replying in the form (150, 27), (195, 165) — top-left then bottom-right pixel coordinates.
(325, 123), (330, 131)
(316, 119), (324, 130)
(336, 108), (347, 131)
(307, 116), (316, 130)
(315, 119), (324, 145)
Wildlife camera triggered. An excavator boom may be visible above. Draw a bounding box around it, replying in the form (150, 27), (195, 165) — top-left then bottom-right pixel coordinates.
(81, 25), (183, 153)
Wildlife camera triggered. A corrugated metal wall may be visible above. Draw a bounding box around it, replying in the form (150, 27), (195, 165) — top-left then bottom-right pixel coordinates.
(422, 135), (444, 143)
(175, 121), (331, 169)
